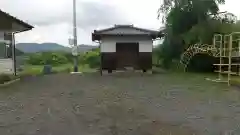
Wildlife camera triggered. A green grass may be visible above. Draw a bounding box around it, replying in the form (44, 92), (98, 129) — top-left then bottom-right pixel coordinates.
(0, 74), (19, 84)
(20, 64), (96, 76)
(149, 71), (232, 99)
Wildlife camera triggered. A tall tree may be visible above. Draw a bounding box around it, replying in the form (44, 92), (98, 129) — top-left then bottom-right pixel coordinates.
(158, 0), (226, 68)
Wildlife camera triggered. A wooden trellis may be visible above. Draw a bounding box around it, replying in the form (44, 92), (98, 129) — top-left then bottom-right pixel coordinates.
(181, 44), (216, 71)
(181, 32), (240, 86)
(213, 32), (240, 86)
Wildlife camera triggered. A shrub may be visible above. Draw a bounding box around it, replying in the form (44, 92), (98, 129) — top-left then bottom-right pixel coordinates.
(79, 49), (100, 68)
(27, 52), (68, 66)
(44, 52), (68, 65)
(26, 50), (100, 69)
(63, 53), (74, 63)
(0, 74), (11, 84)
(27, 53), (43, 65)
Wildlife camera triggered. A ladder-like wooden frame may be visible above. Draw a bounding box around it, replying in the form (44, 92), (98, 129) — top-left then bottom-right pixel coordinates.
(213, 32), (240, 86)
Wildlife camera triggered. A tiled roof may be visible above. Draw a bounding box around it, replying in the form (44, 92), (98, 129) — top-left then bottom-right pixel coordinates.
(93, 25), (159, 35)
(92, 25), (164, 41)
(0, 9), (33, 31)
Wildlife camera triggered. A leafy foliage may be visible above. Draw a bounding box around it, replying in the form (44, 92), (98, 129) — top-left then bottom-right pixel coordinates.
(153, 46), (162, 66)
(27, 52), (68, 66)
(156, 0), (240, 68)
(159, 0), (225, 23)
(79, 48), (100, 68)
(26, 49), (100, 69)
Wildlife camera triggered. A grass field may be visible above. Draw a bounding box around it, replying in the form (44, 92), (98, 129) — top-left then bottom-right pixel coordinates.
(20, 64), (96, 76)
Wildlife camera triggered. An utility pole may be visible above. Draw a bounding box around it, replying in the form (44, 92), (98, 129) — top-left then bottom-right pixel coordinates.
(72, 0), (78, 72)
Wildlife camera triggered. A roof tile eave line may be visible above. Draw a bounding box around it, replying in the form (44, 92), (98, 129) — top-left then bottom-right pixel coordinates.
(0, 9), (34, 29)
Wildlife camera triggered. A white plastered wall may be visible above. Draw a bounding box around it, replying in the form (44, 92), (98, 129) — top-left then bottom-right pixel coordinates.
(0, 31), (4, 42)
(0, 59), (13, 74)
(0, 31), (13, 74)
(100, 36), (153, 52)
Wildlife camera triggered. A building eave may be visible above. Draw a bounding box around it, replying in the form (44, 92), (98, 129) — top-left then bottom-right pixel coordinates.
(94, 25), (159, 34)
(92, 25), (164, 41)
(92, 32), (164, 41)
(0, 10), (34, 32)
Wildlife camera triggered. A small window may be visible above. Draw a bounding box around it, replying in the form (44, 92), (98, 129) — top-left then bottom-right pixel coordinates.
(0, 42), (6, 58)
(0, 42), (11, 58)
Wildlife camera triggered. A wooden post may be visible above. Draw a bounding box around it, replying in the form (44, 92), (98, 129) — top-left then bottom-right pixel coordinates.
(100, 52), (102, 76)
(223, 36), (226, 57)
(213, 35), (216, 48)
(239, 36), (240, 56)
(219, 35), (222, 80)
(228, 34), (233, 86)
(239, 36), (240, 75)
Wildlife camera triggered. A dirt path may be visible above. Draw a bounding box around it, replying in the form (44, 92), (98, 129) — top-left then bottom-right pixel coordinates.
(0, 73), (239, 135)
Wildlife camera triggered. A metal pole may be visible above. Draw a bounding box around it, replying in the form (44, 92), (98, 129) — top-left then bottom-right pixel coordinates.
(12, 33), (16, 76)
(73, 0), (78, 72)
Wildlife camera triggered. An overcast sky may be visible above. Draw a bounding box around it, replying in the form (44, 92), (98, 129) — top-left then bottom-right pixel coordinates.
(0, 0), (239, 46)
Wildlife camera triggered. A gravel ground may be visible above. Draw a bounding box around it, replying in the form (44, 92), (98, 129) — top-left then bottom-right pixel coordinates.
(0, 72), (240, 135)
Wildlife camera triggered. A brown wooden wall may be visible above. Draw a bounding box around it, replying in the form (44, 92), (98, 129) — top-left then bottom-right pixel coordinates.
(101, 53), (117, 70)
(116, 43), (139, 69)
(138, 52), (152, 70)
(101, 52), (152, 71)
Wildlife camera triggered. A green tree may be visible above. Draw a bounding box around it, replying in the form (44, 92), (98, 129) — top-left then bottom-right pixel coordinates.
(158, 0), (226, 68)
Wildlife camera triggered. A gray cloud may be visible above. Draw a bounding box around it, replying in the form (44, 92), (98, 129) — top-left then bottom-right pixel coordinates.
(0, 0), (128, 29)
(0, 0), (161, 45)
(77, 2), (128, 29)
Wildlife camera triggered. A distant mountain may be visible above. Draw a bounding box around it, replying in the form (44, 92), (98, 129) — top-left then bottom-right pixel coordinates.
(78, 44), (99, 52)
(16, 43), (70, 53)
(16, 43), (98, 53)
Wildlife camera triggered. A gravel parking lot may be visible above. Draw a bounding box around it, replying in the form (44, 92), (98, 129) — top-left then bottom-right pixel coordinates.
(0, 72), (239, 135)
